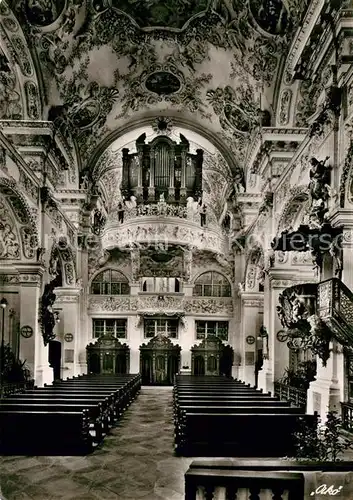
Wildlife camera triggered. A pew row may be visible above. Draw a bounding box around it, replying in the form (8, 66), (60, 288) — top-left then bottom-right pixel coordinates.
(0, 373), (141, 455)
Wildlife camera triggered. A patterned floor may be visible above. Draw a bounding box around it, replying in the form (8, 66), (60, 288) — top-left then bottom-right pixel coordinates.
(0, 387), (192, 500)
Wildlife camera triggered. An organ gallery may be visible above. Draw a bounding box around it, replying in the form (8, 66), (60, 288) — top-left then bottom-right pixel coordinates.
(0, 0), (353, 498)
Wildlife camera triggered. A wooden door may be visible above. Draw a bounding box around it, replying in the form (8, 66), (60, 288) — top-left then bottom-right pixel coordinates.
(141, 354), (152, 384)
(155, 355), (166, 384)
(194, 355), (205, 376)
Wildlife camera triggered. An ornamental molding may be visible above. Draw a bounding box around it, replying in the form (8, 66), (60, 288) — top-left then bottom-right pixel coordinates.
(283, 0), (325, 80)
(0, 274), (20, 284)
(18, 273), (41, 284)
(87, 295), (233, 315)
(271, 277), (317, 288)
(55, 295), (79, 303)
(242, 299), (264, 308)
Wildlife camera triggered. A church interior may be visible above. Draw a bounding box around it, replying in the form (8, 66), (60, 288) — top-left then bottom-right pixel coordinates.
(1, 0), (353, 499)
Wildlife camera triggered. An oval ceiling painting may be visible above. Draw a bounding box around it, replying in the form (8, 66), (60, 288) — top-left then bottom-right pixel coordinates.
(25, 0), (66, 27)
(112, 0), (208, 29)
(71, 99), (101, 130)
(249, 0), (288, 35)
(145, 72), (181, 96)
(224, 104), (251, 133)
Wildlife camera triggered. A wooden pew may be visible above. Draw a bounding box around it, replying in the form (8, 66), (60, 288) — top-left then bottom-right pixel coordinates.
(175, 411), (317, 457)
(0, 410), (92, 455)
(0, 374), (142, 454)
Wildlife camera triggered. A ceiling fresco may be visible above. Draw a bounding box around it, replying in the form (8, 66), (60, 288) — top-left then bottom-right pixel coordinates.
(2, 0), (310, 180)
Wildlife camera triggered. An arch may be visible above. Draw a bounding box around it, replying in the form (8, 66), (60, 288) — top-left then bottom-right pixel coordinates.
(193, 271), (231, 297)
(86, 114), (240, 179)
(0, 177), (38, 260)
(89, 266), (131, 287)
(49, 236), (76, 287)
(0, 5), (43, 120)
(277, 188), (310, 234)
(90, 268), (130, 295)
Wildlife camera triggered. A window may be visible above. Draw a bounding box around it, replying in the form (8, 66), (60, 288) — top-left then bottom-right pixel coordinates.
(193, 272), (231, 297)
(144, 317), (178, 339)
(91, 270), (130, 295)
(141, 277), (181, 293)
(92, 319), (127, 338)
(196, 321), (229, 341)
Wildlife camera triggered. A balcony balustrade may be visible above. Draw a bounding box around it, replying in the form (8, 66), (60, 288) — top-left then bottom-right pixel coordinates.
(101, 202), (228, 254)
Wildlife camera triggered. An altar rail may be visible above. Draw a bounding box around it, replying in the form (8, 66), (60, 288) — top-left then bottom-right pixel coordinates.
(341, 401), (353, 433)
(185, 460), (353, 500)
(274, 382), (307, 408)
(0, 380), (35, 398)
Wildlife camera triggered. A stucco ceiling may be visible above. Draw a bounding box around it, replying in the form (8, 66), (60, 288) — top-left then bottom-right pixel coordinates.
(4, 0), (309, 179)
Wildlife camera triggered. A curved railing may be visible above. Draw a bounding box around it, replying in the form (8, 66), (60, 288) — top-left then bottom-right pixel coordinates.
(105, 201), (219, 230)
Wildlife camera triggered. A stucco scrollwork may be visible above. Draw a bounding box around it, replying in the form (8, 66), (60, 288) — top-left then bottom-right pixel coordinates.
(88, 295), (233, 315)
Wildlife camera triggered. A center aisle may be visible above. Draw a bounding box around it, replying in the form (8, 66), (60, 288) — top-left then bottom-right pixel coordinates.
(103, 386), (191, 499)
(0, 387), (192, 500)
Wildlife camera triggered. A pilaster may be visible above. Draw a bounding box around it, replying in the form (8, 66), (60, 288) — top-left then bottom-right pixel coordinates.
(55, 287), (81, 378)
(307, 341), (343, 421)
(238, 292), (263, 386)
(15, 264), (52, 386)
(258, 267), (316, 393)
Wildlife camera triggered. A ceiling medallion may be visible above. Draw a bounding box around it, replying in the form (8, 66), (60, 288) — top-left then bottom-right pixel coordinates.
(152, 117), (173, 135)
(249, 0), (289, 36)
(25, 0), (66, 27)
(145, 72), (181, 95)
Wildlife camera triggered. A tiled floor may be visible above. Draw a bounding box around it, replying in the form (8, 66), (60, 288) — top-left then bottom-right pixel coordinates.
(0, 387), (192, 500)
(1, 388), (353, 500)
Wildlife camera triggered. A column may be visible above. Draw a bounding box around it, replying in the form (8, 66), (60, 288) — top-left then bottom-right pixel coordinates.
(307, 341), (342, 419)
(182, 283), (193, 371)
(238, 292), (263, 386)
(258, 269), (314, 393)
(55, 287), (81, 379)
(129, 283), (141, 373)
(78, 241), (89, 374)
(16, 265), (52, 386)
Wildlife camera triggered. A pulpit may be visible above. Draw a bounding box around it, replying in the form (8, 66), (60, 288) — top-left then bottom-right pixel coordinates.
(86, 335), (130, 374)
(191, 336), (233, 377)
(140, 334), (181, 385)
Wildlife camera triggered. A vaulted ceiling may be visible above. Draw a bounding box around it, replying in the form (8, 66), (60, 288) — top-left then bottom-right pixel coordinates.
(3, 0), (309, 180)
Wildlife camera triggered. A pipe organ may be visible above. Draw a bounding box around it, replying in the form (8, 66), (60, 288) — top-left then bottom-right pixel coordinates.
(121, 134), (203, 205)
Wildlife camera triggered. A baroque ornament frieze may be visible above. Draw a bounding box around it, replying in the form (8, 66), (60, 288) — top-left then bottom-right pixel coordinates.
(101, 220), (228, 255)
(87, 294), (233, 315)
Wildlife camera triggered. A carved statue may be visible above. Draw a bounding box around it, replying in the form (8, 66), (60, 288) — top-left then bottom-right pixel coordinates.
(40, 277), (60, 346)
(329, 239), (343, 277)
(36, 247), (46, 263)
(308, 156), (331, 228)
